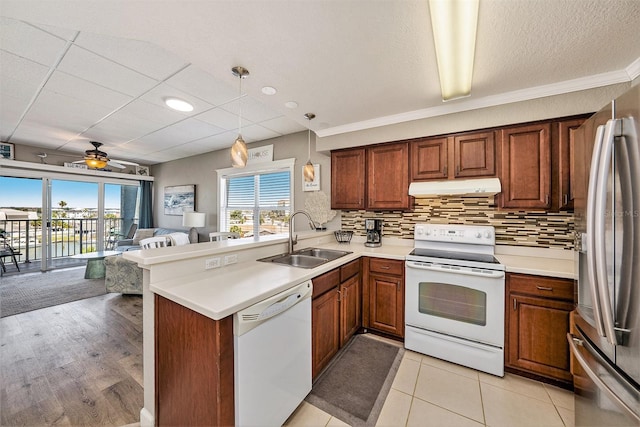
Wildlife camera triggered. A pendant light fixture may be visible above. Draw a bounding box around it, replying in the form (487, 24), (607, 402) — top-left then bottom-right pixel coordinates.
(303, 113), (316, 182)
(231, 66), (249, 168)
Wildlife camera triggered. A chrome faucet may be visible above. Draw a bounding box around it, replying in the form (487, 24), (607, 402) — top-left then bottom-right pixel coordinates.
(288, 210), (316, 254)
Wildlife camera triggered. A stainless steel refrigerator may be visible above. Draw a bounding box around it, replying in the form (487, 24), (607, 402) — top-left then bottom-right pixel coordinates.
(571, 84), (640, 426)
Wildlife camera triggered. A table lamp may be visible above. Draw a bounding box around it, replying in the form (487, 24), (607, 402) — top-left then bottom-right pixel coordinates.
(182, 212), (205, 243)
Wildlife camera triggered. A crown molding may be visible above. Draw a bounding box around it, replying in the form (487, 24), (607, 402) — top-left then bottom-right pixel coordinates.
(316, 63), (639, 138)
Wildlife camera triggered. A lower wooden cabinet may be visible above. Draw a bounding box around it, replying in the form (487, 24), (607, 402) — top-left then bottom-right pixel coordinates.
(363, 257), (404, 338)
(505, 273), (575, 385)
(311, 259), (361, 378)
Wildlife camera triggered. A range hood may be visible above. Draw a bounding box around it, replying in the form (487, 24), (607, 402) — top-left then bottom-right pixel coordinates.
(408, 178), (501, 197)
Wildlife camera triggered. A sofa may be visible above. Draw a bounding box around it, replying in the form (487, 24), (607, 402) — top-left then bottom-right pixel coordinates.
(114, 227), (195, 252)
(106, 227), (193, 294)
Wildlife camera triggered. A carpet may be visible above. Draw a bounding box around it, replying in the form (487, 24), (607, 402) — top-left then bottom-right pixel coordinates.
(0, 267), (107, 317)
(306, 334), (404, 426)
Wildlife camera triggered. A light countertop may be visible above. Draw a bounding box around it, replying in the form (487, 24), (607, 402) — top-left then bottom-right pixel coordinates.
(143, 236), (575, 321)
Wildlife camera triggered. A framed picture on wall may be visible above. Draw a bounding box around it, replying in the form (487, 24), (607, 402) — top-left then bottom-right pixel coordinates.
(164, 184), (195, 215)
(0, 142), (15, 160)
(136, 165), (150, 176)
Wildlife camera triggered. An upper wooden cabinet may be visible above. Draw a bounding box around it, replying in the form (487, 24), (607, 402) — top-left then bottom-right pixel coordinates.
(331, 144), (410, 211)
(410, 131), (496, 181)
(367, 142), (410, 210)
(454, 131), (496, 178)
(331, 148), (366, 210)
(555, 118), (585, 210)
(410, 137), (448, 180)
(500, 123), (551, 209)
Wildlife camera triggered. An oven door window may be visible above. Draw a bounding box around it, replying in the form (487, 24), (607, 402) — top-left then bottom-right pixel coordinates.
(419, 282), (487, 326)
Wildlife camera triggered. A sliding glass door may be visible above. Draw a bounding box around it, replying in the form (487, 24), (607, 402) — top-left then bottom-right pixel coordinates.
(1, 174), (141, 272)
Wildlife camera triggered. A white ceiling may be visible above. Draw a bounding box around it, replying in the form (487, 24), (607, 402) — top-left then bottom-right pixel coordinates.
(1, 0), (639, 165)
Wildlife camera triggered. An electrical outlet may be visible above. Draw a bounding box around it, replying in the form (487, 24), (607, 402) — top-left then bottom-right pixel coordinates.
(205, 257), (221, 269)
(224, 254), (238, 265)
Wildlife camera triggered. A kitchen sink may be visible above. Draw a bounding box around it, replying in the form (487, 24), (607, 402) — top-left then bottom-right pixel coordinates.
(258, 247), (352, 269)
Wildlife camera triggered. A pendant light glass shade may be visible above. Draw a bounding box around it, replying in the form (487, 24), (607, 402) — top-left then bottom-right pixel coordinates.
(230, 66), (249, 168)
(231, 135), (248, 168)
(303, 113), (316, 182)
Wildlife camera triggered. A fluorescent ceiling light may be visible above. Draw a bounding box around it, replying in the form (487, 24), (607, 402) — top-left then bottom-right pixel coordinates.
(429, 0), (479, 101)
(164, 97), (194, 112)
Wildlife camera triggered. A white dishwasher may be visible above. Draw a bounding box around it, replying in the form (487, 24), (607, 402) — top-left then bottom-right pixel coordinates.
(234, 280), (312, 427)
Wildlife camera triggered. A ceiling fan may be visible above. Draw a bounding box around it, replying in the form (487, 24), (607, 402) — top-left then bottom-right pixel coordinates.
(73, 141), (139, 170)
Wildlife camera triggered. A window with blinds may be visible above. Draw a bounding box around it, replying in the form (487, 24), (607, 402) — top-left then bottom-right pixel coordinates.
(219, 167), (292, 238)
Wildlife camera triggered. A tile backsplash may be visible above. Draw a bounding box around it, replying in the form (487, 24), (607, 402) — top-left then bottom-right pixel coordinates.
(340, 197), (574, 250)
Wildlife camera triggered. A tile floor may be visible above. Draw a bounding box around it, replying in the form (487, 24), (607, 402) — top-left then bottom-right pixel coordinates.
(286, 345), (574, 427)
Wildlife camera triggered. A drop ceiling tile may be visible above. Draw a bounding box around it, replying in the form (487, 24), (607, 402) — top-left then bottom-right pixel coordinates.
(0, 17), (70, 67)
(240, 124), (281, 142)
(46, 71), (133, 110)
(0, 50), (50, 89)
(190, 130), (237, 151)
(57, 45), (158, 97)
(88, 112), (169, 143)
(139, 83), (214, 117)
(116, 99), (187, 127)
(220, 95), (283, 123)
(74, 31), (189, 81)
(194, 107), (241, 131)
(259, 116), (306, 135)
(135, 118), (225, 146)
(11, 122), (79, 148)
(30, 22), (78, 41)
(165, 65), (238, 106)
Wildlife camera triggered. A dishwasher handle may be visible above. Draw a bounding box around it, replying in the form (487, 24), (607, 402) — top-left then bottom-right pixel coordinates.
(235, 280), (313, 336)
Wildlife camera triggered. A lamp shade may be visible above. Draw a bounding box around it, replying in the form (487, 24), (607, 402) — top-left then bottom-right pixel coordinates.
(182, 212), (206, 228)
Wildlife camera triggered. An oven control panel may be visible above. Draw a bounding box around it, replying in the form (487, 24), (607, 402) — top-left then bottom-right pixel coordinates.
(414, 224), (495, 245)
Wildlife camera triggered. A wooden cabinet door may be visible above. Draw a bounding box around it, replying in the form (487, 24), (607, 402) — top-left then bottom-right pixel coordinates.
(557, 118), (585, 210)
(340, 274), (361, 346)
(367, 142), (410, 209)
(507, 293), (574, 382)
(368, 273), (404, 338)
(500, 123), (551, 209)
(410, 137), (449, 180)
(331, 148), (365, 210)
(312, 288), (340, 379)
(454, 131), (496, 178)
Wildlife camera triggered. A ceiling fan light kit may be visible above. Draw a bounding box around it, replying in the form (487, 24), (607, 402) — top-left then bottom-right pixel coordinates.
(429, 0), (479, 101)
(231, 66), (250, 168)
(303, 113), (316, 182)
(84, 141), (110, 169)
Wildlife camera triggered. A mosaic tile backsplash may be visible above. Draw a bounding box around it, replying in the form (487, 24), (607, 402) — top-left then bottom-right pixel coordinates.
(340, 197), (575, 250)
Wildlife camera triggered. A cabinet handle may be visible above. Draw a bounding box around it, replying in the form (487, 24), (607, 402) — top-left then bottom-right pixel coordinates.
(513, 298), (517, 311)
(536, 286), (554, 291)
(337, 289), (341, 302)
(455, 166), (460, 176)
(563, 194), (569, 205)
(397, 281), (400, 291)
(545, 194), (550, 205)
(380, 266), (390, 270)
(443, 166), (448, 176)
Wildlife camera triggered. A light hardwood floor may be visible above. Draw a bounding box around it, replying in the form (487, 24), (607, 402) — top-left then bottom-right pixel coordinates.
(0, 293), (143, 426)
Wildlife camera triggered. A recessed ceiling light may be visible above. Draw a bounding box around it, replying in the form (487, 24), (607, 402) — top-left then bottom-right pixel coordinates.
(285, 101), (298, 109)
(262, 86), (277, 95)
(164, 97), (194, 112)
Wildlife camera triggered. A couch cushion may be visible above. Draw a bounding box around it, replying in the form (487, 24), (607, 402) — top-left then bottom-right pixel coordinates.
(132, 228), (155, 245)
(167, 232), (191, 246)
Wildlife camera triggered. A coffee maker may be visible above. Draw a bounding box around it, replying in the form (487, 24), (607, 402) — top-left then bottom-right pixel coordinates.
(364, 219), (383, 247)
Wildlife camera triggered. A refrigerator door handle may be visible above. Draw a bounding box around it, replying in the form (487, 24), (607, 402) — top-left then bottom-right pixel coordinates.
(586, 124), (607, 337)
(568, 333), (640, 424)
(594, 119), (621, 345)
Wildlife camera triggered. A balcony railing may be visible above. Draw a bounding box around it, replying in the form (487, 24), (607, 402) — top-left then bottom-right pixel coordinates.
(1, 217), (134, 264)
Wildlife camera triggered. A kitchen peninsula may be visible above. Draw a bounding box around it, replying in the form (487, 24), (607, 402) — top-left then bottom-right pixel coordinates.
(124, 231), (574, 426)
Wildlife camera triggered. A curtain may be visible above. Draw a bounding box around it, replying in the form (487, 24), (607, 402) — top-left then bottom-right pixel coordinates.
(139, 180), (154, 228)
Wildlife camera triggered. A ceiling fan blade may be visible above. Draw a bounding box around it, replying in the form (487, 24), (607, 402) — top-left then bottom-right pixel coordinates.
(110, 159), (140, 166)
(107, 160), (127, 169)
